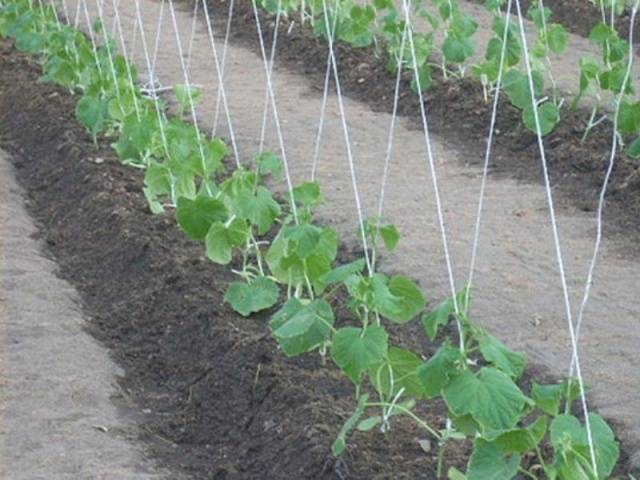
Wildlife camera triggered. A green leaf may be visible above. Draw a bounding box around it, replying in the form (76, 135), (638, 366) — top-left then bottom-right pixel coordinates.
(443, 33), (475, 64)
(477, 331), (526, 379)
(270, 299), (335, 356)
(417, 340), (461, 397)
(502, 68), (543, 110)
(235, 186), (281, 235)
(374, 274), (426, 324)
(421, 292), (465, 340)
(616, 101), (640, 135)
(628, 136), (640, 158)
(551, 414), (619, 480)
(205, 218), (249, 265)
(523, 101), (559, 136)
(225, 277), (280, 316)
(547, 23), (568, 54)
(493, 416), (548, 454)
(357, 416), (382, 432)
(369, 347), (425, 398)
(379, 223), (400, 251)
(411, 63), (432, 93)
(255, 151), (283, 180)
(332, 394), (369, 456)
(448, 467), (468, 480)
(174, 84), (202, 115)
(75, 95), (108, 139)
(201, 138), (228, 176)
(318, 259), (366, 290)
(443, 368), (528, 432)
(293, 181), (323, 208)
(332, 326), (388, 384)
(466, 439), (520, 480)
(532, 383), (563, 416)
(176, 195), (228, 240)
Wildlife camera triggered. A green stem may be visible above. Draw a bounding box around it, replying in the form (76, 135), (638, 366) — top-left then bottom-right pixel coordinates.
(518, 467), (539, 480)
(436, 440), (447, 478)
(366, 402), (441, 440)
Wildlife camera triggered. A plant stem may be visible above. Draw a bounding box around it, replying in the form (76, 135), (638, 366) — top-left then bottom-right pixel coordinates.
(366, 402), (441, 439)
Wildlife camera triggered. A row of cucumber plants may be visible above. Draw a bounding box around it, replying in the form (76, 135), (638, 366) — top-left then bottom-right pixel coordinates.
(260, 0), (640, 154)
(0, 1), (627, 478)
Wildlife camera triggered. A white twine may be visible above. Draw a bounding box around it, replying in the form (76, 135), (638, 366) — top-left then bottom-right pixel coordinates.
(319, 0), (372, 274)
(513, 0), (597, 472)
(399, 0), (463, 350)
(211, 0), (235, 136)
(167, 0), (213, 194)
(376, 19), (409, 222)
(251, 0), (299, 222)
(570, 0), (640, 411)
(310, 0), (340, 182)
(465, 0), (513, 307)
(258, 1), (282, 152)
(202, 0), (240, 166)
(133, 0), (170, 158)
(110, 0), (141, 120)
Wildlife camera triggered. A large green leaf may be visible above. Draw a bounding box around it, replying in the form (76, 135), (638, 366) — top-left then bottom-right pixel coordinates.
(369, 347), (425, 398)
(550, 414), (619, 480)
(270, 299), (335, 356)
(547, 23), (568, 54)
(523, 101), (559, 136)
(235, 186), (281, 235)
(75, 94), (108, 139)
(332, 326), (388, 384)
(225, 276), (280, 316)
(417, 340), (461, 398)
(502, 68), (543, 110)
(477, 331), (526, 379)
(532, 383), (563, 416)
(493, 416), (548, 454)
(466, 439), (520, 480)
(318, 259), (366, 291)
(443, 367), (528, 432)
(205, 218), (249, 265)
(372, 274), (426, 324)
(421, 289), (468, 340)
(176, 195), (228, 240)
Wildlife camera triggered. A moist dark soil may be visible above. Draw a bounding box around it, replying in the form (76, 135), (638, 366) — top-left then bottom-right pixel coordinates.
(0, 33), (638, 480)
(208, 0), (640, 241)
(467, 0), (640, 44)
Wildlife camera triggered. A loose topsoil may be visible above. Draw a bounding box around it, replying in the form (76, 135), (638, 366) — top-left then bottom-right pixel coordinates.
(0, 17), (638, 480)
(209, 0), (640, 236)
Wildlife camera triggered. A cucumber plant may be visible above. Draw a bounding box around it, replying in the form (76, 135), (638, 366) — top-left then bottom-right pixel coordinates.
(0, 2), (627, 478)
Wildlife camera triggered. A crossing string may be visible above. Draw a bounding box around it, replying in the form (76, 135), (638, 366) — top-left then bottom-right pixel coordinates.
(251, 0), (299, 222)
(201, 0), (240, 165)
(514, 0), (597, 470)
(318, 0), (373, 275)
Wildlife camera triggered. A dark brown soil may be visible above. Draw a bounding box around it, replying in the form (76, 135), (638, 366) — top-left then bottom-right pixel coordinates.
(1, 31), (638, 480)
(210, 0), (640, 240)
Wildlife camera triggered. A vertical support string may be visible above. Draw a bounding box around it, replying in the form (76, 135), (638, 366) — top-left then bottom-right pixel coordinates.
(319, 0), (372, 274)
(202, 0), (240, 166)
(513, 0), (597, 472)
